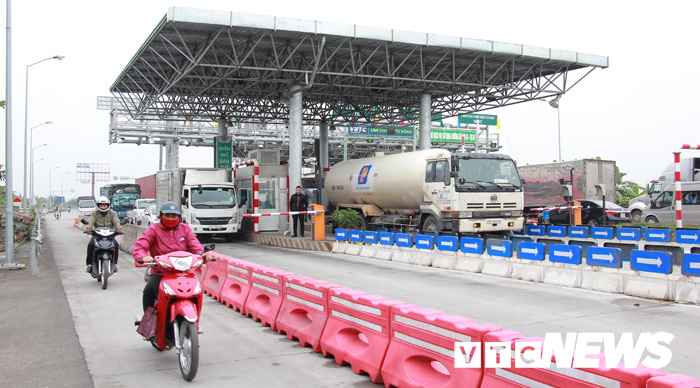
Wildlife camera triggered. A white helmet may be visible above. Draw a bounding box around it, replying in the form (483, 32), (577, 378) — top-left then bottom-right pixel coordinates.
(96, 196), (110, 213)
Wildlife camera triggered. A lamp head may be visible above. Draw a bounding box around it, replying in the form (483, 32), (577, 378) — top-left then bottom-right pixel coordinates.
(549, 95), (561, 109)
(53, 55), (65, 60)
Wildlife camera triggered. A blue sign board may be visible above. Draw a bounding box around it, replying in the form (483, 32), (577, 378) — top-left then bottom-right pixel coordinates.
(617, 227), (642, 241)
(364, 231), (378, 244)
(487, 240), (513, 258)
(335, 229), (348, 241)
(437, 236), (458, 252)
(518, 242), (545, 261)
(512, 228), (526, 236)
(546, 226), (566, 238)
(527, 225), (545, 236)
(645, 228), (671, 243)
(682, 254), (700, 276)
(590, 227), (614, 240)
(395, 233), (414, 248)
(349, 230), (363, 243)
(415, 234), (434, 250)
(460, 237), (484, 254)
(378, 232), (394, 246)
(568, 226), (589, 238)
(586, 247), (622, 268)
(676, 229), (700, 244)
(548, 244), (582, 265)
(630, 250), (672, 274)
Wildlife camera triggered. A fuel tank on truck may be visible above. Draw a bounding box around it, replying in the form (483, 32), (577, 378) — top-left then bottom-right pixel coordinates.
(326, 149), (451, 211)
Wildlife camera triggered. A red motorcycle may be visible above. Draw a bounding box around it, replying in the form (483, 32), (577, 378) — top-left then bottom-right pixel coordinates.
(136, 250), (213, 381)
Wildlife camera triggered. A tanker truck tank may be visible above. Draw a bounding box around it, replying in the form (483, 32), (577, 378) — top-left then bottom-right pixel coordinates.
(327, 149), (525, 233)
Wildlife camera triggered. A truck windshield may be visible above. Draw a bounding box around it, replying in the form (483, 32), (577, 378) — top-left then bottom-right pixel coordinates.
(113, 194), (140, 209)
(191, 188), (235, 209)
(79, 200), (95, 208)
(457, 158), (522, 190)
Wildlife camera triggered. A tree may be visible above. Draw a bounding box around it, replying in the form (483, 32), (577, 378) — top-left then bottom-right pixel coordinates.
(615, 167), (645, 208)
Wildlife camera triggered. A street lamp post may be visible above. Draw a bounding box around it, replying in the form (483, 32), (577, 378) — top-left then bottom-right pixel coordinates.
(61, 172), (71, 202)
(30, 144), (48, 206)
(49, 166), (59, 206)
(28, 122), (51, 205)
(549, 95), (562, 162)
(23, 55), (63, 209)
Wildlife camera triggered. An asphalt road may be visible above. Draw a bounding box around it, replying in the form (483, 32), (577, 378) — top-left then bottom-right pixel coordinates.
(9, 214), (700, 387)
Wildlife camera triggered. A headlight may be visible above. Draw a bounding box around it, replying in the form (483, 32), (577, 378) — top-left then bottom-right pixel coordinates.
(191, 216), (200, 224)
(162, 282), (176, 296)
(229, 217), (237, 224)
(193, 282), (202, 295)
(170, 255), (194, 271)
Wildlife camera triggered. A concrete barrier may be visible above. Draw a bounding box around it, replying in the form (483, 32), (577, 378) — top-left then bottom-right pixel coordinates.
(119, 224), (147, 255)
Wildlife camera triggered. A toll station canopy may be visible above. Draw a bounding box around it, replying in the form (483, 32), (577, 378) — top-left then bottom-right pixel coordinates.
(110, 7), (608, 126)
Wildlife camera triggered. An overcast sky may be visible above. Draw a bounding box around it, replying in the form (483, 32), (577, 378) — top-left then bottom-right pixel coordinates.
(2, 0), (699, 200)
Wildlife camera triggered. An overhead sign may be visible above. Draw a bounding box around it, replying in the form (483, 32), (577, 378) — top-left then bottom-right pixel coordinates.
(676, 229), (700, 244)
(487, 239), (512, 258)
(645, 228), (671, 242)
(429, 129), (476, 144)
(586, 247), (622, 268)
(458, 114), (498, 126)
(461, 237), (484, 254)
(518, 242), (545, 261)
(682, 254), (700, 276)
(437, 236), (458, 252)
(631, 250), (672, 274)
(548, 244), (582, 265)
(347, 125), (414, 137)
(215, 137), (232, 169)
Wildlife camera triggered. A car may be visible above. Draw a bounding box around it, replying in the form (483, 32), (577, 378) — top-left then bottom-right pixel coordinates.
(548, 199), (630, 226)
(143, 205), (159, 226)
(126, 198), (157, 225)
(641, 182), (700, 224)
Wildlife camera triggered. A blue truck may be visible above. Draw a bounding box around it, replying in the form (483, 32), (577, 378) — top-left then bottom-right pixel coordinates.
(101, 183), (141, 223)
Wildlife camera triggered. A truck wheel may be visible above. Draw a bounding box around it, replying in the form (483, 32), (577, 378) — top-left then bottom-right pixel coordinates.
(422, 215), (441, 233)
(359, 215), (370, 231)
(631, 210), (642, 223)
(645, 215), (659, 223)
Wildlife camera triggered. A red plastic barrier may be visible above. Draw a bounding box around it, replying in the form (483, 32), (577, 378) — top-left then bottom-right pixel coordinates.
(244, 267), (294, 331)
(319, 288), (402, 383)
(220, 259), (263, 315)
(380, 304), (501, 388)
(647, 374), (700, 388)
(480, 331), (665, 388)
(201, 253), (229, 301)
(276, 275), (341, 352)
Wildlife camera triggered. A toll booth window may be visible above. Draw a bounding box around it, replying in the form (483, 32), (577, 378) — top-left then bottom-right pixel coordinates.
(259, 180), (276, 210)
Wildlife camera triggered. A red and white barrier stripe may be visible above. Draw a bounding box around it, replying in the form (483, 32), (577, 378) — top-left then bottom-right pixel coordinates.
(233, 159), (260, 234)
(241, 210), (325, 218)
(533, 206), (582, 211)
(674, 145), (700, 228)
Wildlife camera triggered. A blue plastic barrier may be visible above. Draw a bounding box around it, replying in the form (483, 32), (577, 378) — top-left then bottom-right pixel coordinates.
(518, 242), (545, 261)
(568, 226), (589, 238)
(437, 236), (458, 252)
(395, 233), (413, 248)
(546, 225), (566, 238)
(590, 226), (615, 240)
(527, 225), (545, 236)
(335, 229), (348, 241)
(645, 228), (671, 243)
(378, 232), (394, 246)
(682, 253), (700, 276)
(630, 250), (672, 274)
(548, 244), (582, 265)
(348, 230), (363, 243)
(487, 239), (513, 258)
(617, 227), (642, 241)
(363, 231), (378, 244)
(586, 246), (622, 268)
(415, 234), (434, 250)
(676, 229), (700, 244)
(460, 237), (484, 255)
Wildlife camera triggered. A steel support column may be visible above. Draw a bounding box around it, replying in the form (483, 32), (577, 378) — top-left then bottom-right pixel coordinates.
(165, 138), (179, 170)
(319, 121), (329, 206)
(288, 85), (303, 234)
(419, 93), (432, 150)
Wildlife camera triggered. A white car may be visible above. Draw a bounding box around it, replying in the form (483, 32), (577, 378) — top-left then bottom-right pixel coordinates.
(126, 198), (157, 225)
(143, 205), (159, 226)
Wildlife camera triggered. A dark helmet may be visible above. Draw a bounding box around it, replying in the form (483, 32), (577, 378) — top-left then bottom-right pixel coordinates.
(160, 201), (181, 215)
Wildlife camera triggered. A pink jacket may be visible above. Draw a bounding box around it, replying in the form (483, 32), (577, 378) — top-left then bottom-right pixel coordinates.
(132, 222), (204, 276)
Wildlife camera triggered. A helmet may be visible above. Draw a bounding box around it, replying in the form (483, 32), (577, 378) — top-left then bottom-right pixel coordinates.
(160, 201), (181, 215)
(96, 196), (110, 213)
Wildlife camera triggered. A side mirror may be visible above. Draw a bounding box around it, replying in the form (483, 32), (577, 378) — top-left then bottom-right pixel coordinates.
(521, 178), (526, 185)
(450, 171), (458, 178)
(444, 171), (451, 186)
(181, 197), (187, 206)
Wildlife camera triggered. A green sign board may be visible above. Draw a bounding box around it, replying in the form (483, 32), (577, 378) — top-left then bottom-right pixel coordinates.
(348, 125), (415, 137)
(458, 113), (498, 126)
(215, 137), (232, 169)
(430, 129), (476, 143)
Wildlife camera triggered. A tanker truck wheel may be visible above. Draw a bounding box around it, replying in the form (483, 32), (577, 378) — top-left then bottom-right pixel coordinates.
(421, 215), (442, 233)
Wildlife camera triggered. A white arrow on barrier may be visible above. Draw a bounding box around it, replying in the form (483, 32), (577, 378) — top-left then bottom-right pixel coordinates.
(398, 238), (409, 244)
(553, 250), (574, 259)
(649, 233), (666, 238)
(637, 256), (663, 267)
(491, 245), (507, 253)
(592, 253), (615, 262)
(680, 233), (699, 241)
(521, 247), (539, 255)
(620, 232), (636, 238)
(690, 262), (700, 269)
(338, 233), (346, 237)
(381, 237), (390, 243)
(463, 242), (479, 250)
(594, 231), (608, 236)
(572, 231), (583, 236)
(441, 240), (454, 248)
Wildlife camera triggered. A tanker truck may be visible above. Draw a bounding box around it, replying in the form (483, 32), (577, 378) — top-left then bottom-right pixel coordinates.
(325, 149), (524, 233)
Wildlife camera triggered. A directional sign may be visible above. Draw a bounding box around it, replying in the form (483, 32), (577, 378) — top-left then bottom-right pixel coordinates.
(676, 229), (700, 244)
(568, 226), (589, 238)
(460, 237), (484, 255)
(364, 231), (378, 244)
(527, 225), (545, 236)
(335, 229), (348, 241)
(590, 227), (614, 240)
(487, 240), (513, 258)
(548, 244), (582, 265)
(546, 226), (566, 238)
(586, 247), (622, 268)
(518, 242), (545, 261)
(415, 235), (434, 250)
(349, 230), (364, 243)
(437, 236), (458, 252)
(459, 113), (498, 126)
(645, 228), (671, 243)
(617, 227), (642, 241)
(512, 228), (526, 236)
(378, 232), (394, 246)
(682, 254), (700, 276)
(395, 233), (414, 248)
(630, 250), (672, 274)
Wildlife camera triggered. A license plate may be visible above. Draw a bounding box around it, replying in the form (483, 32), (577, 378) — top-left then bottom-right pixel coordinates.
(488, 220), (501, 226)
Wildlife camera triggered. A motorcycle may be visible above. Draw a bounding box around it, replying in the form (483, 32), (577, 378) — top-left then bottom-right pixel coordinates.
(55, 211), (61, 220)
(81, 219), (120, 290)
(136, 248), (215, 382)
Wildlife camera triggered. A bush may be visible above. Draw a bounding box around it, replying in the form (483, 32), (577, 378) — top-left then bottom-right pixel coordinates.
(330, 208), (361, 230)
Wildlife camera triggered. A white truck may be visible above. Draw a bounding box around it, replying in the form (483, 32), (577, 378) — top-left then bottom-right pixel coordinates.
(326, 148), (524, 233)
(156, 168), (238, 240)
(628, 157), (700, 222)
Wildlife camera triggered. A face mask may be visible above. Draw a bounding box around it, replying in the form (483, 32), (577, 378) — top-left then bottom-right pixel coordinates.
(161, 217), (179, 229)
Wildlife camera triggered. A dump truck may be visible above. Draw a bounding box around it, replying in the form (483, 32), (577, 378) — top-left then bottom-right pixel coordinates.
(101, 183), (141, 223)
(326, 148), (524, 233)
(156, 168), (238, 240)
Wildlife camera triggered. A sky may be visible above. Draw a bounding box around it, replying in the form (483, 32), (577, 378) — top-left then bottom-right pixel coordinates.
(1, 0), (699, 200)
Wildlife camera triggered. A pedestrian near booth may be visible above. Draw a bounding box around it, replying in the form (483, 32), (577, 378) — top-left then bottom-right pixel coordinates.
(290, 186), (308, 237)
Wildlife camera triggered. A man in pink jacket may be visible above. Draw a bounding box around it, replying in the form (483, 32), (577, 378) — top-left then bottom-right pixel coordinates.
(132, 201), (211, 312)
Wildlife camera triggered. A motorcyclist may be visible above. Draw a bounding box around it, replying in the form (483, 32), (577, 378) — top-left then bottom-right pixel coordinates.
(132, 201), (212, 313)
(85, 196), (123, 273)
